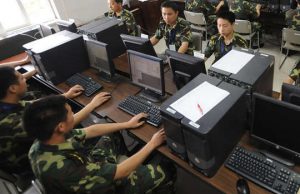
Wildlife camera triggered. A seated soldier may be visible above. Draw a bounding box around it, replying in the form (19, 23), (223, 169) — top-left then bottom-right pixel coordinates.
(286, 0), (300, 31)
(23, 95), (175, 194)
(107, 0), (138, 36)
(228, 0), (262, 46)
(150, 1), (194, 56)
(204, 11), (248, 63)
(0, 66), (111, 177)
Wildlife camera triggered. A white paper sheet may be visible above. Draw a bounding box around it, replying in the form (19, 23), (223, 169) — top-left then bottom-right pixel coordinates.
(170, 81), (230, 122)
(212, 49), (254, 74)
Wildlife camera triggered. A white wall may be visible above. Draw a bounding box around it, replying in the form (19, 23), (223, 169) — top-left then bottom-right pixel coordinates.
(51, 0), (109, 25)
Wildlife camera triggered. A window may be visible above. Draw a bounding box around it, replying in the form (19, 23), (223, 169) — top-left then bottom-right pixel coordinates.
(0, 0), (56, 34)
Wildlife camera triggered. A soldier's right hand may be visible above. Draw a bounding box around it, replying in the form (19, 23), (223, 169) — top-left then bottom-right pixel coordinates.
(149, 128), (166, 149)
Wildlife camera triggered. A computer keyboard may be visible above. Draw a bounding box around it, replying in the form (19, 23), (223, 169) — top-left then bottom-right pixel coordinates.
(118, 95), (162, 127)
(66, 73), (103, 97)
(225, 146), (300, 194)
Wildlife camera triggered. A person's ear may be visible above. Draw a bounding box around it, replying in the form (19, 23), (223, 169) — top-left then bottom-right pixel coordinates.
(8, 84), (18, 94)
(56, 122), (67, 134)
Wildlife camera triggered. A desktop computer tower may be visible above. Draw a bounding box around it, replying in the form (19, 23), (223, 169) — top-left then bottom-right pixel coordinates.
(78, 17), (128, 58)
(23, 31), (89, 85)
(161, 74), (222, 160)
(180, 81), (247, 177)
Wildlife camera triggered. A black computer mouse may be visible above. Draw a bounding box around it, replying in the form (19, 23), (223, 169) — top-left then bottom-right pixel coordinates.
(236, 178), (250, 194)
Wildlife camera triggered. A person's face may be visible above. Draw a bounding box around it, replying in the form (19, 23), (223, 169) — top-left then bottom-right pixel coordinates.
(14, 71), (27, 98)
(161, 7), (178, 26)
(217, 18), (234, 37)
(108, 0), (121, 12)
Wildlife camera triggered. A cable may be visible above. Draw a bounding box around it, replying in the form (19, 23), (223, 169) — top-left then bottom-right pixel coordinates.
(19, 33), (37, 40)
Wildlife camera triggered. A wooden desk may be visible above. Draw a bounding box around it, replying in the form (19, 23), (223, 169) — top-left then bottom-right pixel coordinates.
(0, 52), (27, 64)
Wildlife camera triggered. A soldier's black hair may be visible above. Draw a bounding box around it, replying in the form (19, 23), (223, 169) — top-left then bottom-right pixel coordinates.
(114, 0), (123, 4)
(161, 1), (179, 12)
(0, 66), (19, 99)
(217, 11), (236, 24)
(23, 95), (68, 141)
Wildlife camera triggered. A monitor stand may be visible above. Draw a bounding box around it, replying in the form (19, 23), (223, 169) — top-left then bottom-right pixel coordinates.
(138, 89), (166, 103)
(259, 149), (295, 167)
(97, 71), (120, 83)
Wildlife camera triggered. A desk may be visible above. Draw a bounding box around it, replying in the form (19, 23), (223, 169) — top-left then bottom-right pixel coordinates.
(0, 52), (28, 64)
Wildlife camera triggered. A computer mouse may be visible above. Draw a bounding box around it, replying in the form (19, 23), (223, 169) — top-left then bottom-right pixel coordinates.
(236, 179), (250, 194)
(139, 116), (148, 122)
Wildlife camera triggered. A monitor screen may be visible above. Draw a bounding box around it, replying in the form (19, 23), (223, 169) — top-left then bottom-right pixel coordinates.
(128, 50), (165, 102)
(251, 93), (300, 159)
(56, 20), (77, 33)
(166, 49), (206, 89)
(40, 24), (55, 37)
(281, 83), (300, 106)
(120, 34), (157, 57)
(85, 39), (115, 81)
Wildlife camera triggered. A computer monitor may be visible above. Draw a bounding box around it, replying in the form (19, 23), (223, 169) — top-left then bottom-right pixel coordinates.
(120, 34), (157, 57)
(40, 24), (56, 37)
(251, 93), (300, 165)
(56, 20), (77, 33)
(281, 83), (300, 106)
(165, 49), (206, 89)
(127, 50), (165, 102)
(85, 39), (116, 82)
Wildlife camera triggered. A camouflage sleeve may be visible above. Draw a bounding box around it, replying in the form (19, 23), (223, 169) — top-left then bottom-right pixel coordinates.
(123, 10), (138, 36)
(289, 63), (300, 82)
(179, 24), (193, 43)
(243, 1), (258, 18)
(291, 14), (300, 30)
(154, 21), (164, 40)
(236, 35), (248, 48)
(204, 36), (217, 58)
(107, 10), (114, 17)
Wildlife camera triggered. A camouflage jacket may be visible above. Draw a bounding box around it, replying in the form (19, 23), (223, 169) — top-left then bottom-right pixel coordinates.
(288, 9), (300, 31)
(154, 17), (194, 55)
(289, 61), (300, 87)
(228, 0), (258, 20)
(0, 101), (33, 174)
(29, 129), (117, 194)
(204, 33), (248, 62)
(108, 9), (138, 36)
(185, 0), (216, 16)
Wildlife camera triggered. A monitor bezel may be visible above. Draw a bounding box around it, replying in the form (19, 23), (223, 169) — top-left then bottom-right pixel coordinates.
(127, 49), (165, 96)
(56, 20), (77, 33)
(250, 93), (300, 158)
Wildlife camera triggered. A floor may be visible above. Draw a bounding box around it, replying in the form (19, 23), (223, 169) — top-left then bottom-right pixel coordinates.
(153, 33), (300, 93)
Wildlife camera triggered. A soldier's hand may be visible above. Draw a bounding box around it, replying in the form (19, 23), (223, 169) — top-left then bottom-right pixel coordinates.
(126, 113), (148, 128)
(64, 85), (84, 99)
(149, 128), (166, 149)
(88, 92), (111, 109)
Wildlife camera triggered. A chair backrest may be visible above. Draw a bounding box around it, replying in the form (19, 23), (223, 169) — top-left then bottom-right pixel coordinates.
(192, 32), (202, 51)
(282, 28), (300, 45)
(184, 10), (206, 26)
(234, 20), (251, 34)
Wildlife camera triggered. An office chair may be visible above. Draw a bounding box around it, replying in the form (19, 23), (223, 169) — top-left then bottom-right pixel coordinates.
(234, 19), (259, 50)
(192, 32), (202, 52)
(279, 28), (300, 69)
(184, 10), (208, 41)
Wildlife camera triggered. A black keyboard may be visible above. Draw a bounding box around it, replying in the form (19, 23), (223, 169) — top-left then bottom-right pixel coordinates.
(225, 146), (300, 194)
(118, 96), (162, 127)
(66, 73), (103, 97)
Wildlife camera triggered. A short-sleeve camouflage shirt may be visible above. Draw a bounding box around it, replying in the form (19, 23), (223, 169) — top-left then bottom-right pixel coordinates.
(228, 0), (258, 20)
(289, 61), (300, 87)
(154, 17), (194, 55)
(108, 9), (138, 36)
(204, 33), (248, 62)
(0, 100), (33, 174)
(185, 0), (216, 16)
(289, 9), (300, 31)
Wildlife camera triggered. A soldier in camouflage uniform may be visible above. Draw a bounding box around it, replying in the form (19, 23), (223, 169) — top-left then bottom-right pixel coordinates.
(205, 11), (248, 63)
(284, 60), (300, 87)
(286, 0), (300, 31)
(24, 95), (175, 194)
(107, 0), (138, 36)
(151, 1), (194, 55)
(228, 0), (262, 45)
(0, 66), (110, 175)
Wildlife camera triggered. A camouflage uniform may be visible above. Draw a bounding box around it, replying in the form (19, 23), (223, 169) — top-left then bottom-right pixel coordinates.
(204, 33), (248, 62)
(228, 0), (262, 40)
(29, 129), (175, 194)
(289, 61), (300, 87)
(154, 17), (194, 55)
(287, 9), (300, 31)
(108, 9), (138, 36)
(185, 0), (216, 23)
(0, 101), (34, 174)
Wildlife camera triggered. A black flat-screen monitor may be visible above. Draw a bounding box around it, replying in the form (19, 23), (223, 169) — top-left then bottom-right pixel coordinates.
(281, 83), (300, 106)
(127, 50), (165, 102)
(56, 20), (77, 33)
(85, 39), (115, 82)
(165, 49), (206, 89)
(40, 24), (55, 37)
(251, 93), (300, 163)
(120, 34), (157, 57)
